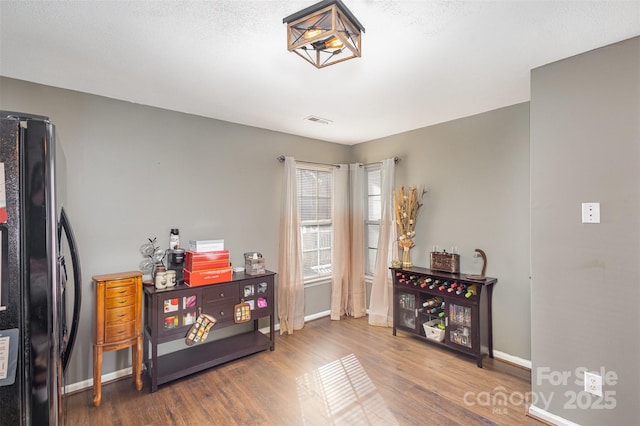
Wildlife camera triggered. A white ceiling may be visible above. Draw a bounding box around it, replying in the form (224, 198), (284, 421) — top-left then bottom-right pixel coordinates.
(1, 1), (639, 145)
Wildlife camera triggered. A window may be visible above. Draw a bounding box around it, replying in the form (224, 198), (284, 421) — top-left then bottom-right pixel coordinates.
(365, 165), (381, 275)
(296, 166), (333, 281)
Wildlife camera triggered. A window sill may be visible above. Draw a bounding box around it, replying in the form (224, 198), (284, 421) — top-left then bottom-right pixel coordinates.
(304, 276), (332, 288)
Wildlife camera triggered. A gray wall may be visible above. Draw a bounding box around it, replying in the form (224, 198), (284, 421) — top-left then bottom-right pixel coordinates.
(352, 103), (532, 361)
(530, 37), (639, 424)
(0, 77), (347, 384)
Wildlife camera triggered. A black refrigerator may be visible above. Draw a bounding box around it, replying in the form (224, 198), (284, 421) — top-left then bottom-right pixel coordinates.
(0, 112), (81, 425)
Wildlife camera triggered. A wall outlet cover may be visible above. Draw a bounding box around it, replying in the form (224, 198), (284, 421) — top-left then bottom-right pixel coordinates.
(582, 202), (600, 223)
(584, 371), (603, 397)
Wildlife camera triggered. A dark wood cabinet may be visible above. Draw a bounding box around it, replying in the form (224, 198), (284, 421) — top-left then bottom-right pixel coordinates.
(143, 271), (275, 392)
(392, 266), (496, 367)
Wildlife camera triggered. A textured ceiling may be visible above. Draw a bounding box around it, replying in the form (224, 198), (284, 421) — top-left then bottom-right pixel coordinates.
(1, 1), (639, 145)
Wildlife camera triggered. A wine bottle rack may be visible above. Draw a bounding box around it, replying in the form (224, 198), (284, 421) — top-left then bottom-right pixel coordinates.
(391, 266), (497, 368)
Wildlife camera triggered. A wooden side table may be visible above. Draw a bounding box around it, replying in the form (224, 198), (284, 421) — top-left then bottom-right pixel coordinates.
(92, 271), (143, 406)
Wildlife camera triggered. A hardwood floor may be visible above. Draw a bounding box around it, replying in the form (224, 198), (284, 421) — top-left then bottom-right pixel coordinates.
(66, 316), (543, 425)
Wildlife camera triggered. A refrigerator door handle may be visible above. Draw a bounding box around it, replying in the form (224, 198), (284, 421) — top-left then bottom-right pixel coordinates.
(58, 208), (81, 372)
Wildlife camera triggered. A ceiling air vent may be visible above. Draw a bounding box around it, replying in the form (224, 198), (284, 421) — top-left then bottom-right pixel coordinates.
(304, 115), (332, 125)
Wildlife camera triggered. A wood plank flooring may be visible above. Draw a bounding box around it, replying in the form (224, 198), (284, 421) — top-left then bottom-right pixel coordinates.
(65, 316), (543, 425)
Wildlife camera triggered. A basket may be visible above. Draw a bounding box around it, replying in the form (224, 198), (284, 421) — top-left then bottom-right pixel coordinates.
(244, 252), (265, 275)
(423, 319), (445, 342)
(430, 251), (460, 273)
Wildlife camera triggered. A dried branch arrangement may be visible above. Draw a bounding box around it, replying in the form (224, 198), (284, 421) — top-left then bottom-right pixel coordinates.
(393, 185), (425, 267)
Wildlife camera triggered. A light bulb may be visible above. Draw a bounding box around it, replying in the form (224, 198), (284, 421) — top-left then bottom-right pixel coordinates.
(304, 28), (323, 39)
(325, 37), (343, 49)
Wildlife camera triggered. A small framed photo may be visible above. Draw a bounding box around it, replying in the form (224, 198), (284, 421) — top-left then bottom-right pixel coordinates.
(183, 295), (197, 309)
(164, 315), (178, 329)
(164, 298), (179, 313)
(244, 285), (254, 297)
(183, 312), (197, 326)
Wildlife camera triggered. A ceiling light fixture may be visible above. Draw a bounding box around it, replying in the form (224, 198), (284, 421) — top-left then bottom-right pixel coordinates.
(283, 0), (365, 69)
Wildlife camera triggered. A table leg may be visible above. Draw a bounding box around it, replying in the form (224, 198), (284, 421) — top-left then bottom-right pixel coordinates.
(270, 313), (275, 351)
(151, 334), (158, 392)
(487, 285), (494, 358)
(92, 344), (102, 407)
(133, 336), (143, 390)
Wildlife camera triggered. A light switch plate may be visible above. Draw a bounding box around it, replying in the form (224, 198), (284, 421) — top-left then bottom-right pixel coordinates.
(582, 202), (600, 223)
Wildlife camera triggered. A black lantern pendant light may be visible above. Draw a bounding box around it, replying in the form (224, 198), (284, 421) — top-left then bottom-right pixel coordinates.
(283, 0), (365, 69)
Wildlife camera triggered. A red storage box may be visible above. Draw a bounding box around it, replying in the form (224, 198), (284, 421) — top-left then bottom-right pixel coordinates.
(185, 250), (230, 271)
(183, 267), (233, 287)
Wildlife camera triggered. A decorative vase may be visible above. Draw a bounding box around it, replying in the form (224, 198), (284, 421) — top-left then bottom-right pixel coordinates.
(402, 246), (413, 268)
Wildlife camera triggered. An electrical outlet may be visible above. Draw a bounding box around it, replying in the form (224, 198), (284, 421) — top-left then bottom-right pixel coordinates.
(584, 371), (603, 397)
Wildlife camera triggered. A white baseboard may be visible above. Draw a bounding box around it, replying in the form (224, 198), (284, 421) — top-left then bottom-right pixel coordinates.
(304, 310), (331, 322)
(528, 405), (580, 426)
(65, 366), (134, 394)
(259, 310), (330, 334)
(493, 350), (532, 369)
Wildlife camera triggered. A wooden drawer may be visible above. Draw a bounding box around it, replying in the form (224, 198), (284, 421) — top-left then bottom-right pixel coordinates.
(106, 306), (136, 324)
(105, 277), (137, 289)
(106, 284), (136, 299)
(202, 300), (235, 325)
(105, 320), (136, 342)
(106, 294), (136, 309)
(202, 283), (235, 302)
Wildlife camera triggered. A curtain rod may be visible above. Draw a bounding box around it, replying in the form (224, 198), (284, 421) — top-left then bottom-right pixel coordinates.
(277, 155), (400, 168)
(360, 156), (400, 167)
(277, 155), (341, 168)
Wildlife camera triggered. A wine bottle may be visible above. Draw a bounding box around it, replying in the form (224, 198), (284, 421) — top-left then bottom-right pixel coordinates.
(465, 284), (477, 298)
(456, 284), (467, 295)
(422, 296), (443, 308)
(427, 307), (444, 316)
(438, 281), (451, 291)
(432, 307), (445, 317)
(426, 303), (443, 314)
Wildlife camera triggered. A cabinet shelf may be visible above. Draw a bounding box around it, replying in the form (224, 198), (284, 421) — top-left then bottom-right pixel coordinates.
(392, 266), (496, 367)
(152, 331), (271, 387)
(143, 271), (276, 392)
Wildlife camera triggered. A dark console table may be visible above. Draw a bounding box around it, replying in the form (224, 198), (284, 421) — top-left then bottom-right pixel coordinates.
(392, 266), (496, 367)
(143, 271), (275, 392)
